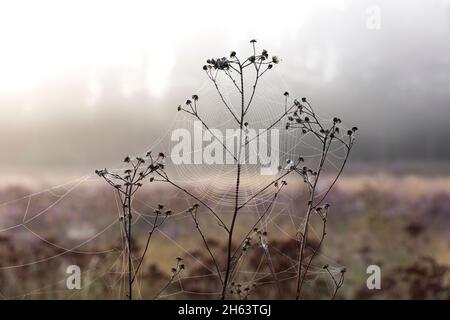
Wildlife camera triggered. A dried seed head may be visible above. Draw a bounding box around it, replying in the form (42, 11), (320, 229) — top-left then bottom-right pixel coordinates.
(333, 117), (342, 124)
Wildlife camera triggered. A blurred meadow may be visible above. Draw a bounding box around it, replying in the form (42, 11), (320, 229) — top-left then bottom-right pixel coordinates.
(1, 166), (450, 299)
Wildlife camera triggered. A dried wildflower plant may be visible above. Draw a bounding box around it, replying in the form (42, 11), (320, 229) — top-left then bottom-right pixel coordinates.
(96, 152), (184, 299)
(174, 39), (356, 299)
(97, 39), (356, 300)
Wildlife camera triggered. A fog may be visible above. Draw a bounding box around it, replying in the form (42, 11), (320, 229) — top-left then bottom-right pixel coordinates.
(1, 0), (449, 173)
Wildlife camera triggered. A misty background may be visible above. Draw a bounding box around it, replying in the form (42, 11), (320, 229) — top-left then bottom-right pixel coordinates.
(1, 0), (449, 175)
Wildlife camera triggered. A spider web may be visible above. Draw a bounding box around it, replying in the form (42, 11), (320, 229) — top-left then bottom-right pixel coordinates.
(0, 70), (350, 300)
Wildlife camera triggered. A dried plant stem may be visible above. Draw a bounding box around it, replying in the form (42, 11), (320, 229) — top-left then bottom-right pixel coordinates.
(189, 207), (223, 285)
(153, 262), (184, 300)
(325, 268), (345, 300)
(96, 154), (171, 300)
(298, 213), (328, 297)
(157, 174), (229, 232)
(295, 134), (329, 300)
(131, 212), (167, 284)
(221, 64), (245, 300)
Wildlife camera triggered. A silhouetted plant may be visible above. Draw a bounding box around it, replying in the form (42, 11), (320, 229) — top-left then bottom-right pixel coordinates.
(153, 257), (185, 299)
(323, 264), (346, 299)
(95, 153), (184, 299)
(172, 39), (357, 299)
(285, 98), (355, 299)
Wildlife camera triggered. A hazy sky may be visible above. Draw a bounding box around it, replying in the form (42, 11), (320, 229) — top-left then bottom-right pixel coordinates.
(1, 0), (449, 173)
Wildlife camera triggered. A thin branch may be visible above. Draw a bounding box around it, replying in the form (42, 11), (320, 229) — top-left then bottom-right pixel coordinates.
(207, 72), (240, 124)
(189, 207), (224, 285)
(156, 172), (229, 233)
